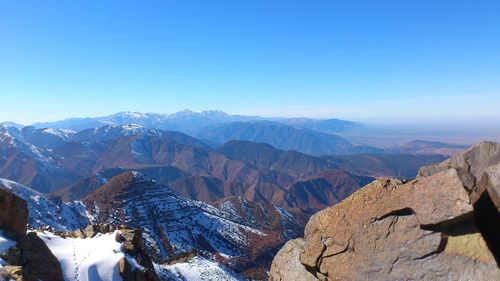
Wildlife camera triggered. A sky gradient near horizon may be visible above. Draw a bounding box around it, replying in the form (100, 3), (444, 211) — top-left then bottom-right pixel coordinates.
(1, 0), (499, 124)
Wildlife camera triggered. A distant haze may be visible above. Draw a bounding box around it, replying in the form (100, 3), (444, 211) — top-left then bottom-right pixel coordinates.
(2, 110), (498, 146)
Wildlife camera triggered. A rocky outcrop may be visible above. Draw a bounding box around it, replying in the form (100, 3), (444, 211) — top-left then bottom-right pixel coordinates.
(116, 228), (160, 281)
(0, 189), (28, 239)
(269, 142), (500, 281)
(0, 189), (64, 281)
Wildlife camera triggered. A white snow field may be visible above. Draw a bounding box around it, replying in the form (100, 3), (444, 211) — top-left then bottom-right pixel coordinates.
(38, 231), (124, 281)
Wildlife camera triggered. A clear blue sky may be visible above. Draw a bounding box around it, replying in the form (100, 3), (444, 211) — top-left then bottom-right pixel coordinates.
(1, 0), (499, 124)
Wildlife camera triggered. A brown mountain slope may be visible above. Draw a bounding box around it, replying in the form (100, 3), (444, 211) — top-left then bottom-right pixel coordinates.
(170, 175), (226, 202)
(274, 169), (374, 214)
(199, 121), (382, 155)
(0, 126), (79, 193)
(217, 140), (338, 177)
(54, 137), (374, 217)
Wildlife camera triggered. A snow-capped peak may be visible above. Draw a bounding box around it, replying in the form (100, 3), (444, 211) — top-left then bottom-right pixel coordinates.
(112, 111), (146, 119)
(0, 125), (14, 145)
(120, 123), (143, 130)
(171, 109), (229, 119)
(41, 128), (75, 139)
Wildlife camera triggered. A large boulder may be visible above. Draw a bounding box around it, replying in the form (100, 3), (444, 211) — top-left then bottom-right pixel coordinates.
(269, 142), (500, 281)
(418, 141), (500, 206)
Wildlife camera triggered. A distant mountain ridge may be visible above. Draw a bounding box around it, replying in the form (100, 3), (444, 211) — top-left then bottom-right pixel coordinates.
(29, 110), (378, 155)
(31, 110), (359, 134)
(32, 110), (264, 135)
(386, 140), (468, 156)
(25, 110), (469, 157)
(199, 121), (381, 155)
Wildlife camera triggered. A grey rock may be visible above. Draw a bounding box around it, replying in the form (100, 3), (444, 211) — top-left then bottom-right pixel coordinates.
(269, 238), (316, 281)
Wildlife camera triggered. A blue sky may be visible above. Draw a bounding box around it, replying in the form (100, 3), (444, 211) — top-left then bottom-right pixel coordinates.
(1, 0), (499, 124)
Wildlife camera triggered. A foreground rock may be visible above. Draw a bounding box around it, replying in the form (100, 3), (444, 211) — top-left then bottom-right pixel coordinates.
(0, 189), (28, 239)
(270, 141), (500, 281)
(0, 188), (64, 281)
(269, 239), (316, 281)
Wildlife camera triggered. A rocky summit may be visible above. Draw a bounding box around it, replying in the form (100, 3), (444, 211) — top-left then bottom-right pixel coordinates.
(269, 141), (500, 281)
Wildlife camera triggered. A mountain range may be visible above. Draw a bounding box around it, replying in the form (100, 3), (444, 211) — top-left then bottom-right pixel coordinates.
(0, 123), (449, 212)
(7, 110), (465, 156)
(0, 111), (477, 280)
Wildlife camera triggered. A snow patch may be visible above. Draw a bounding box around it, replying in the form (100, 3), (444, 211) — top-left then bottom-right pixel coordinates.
(38, 231), (124, 281)
(42, 128), (75, 139)
(0, 231), (16, 267)
(156, 256), (245, 281)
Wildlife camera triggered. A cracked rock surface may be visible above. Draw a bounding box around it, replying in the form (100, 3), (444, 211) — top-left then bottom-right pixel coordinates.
(269, 142), (500, 281)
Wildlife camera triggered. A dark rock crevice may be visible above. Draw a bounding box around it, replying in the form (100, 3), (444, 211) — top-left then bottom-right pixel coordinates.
(473, 190), (500, 266)
(419, 212), (476, 235)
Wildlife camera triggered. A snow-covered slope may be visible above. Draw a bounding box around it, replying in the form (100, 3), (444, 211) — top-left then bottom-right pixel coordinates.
(38, 231), (124, 281)
(71, 124), (163, 143)
(0, 125), (58, 165)
(156, 256), (245, 281)
(0, 178), (89, 231)
(215, 196), (303, 240)
(83, 172), (264, 261)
